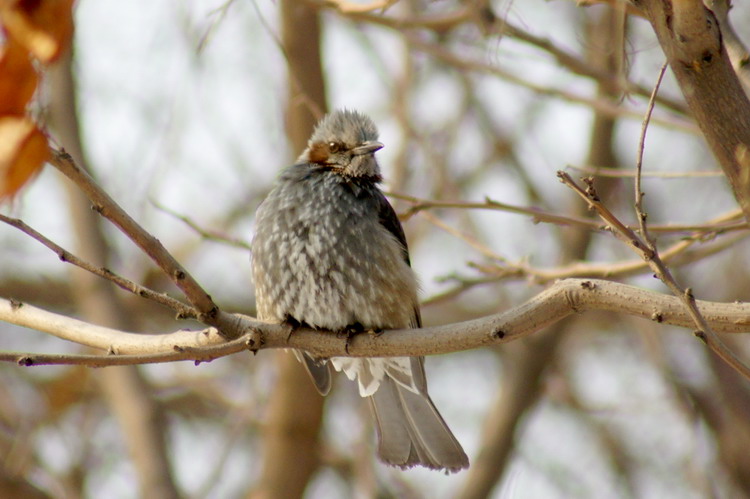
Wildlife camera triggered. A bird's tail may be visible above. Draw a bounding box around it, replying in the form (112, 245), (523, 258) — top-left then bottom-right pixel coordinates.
(365, 358), (469, 472)
(294, 350), (333, 396)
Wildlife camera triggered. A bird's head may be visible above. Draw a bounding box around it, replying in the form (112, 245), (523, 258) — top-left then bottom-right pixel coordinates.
(300, 109), (384, 180)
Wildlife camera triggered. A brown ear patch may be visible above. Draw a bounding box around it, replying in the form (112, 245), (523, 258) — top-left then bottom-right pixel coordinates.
(308, 142), (330, 165)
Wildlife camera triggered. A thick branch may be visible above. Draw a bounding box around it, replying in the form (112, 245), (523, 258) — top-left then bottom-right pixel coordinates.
(2, 279), (750, 366)
(637, 0), (750, 222)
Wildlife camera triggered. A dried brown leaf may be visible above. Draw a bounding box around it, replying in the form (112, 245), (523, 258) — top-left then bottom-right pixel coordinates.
(0, 116), (48, 199)
(0, 0), (75, 64)
(0, 39), (38, 114)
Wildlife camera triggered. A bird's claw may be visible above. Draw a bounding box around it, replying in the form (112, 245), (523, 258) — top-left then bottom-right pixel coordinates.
(283, 317), (302, 344)
(339, 323), (367, 354)
(338, 324), (383, 354)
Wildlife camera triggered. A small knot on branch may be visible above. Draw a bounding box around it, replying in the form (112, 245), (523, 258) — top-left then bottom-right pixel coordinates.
(582, 177), (600, 201)
(492, 328), (506, 339)
(17, 356), (33, 366)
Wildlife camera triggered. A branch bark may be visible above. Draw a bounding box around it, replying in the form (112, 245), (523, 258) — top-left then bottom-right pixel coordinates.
(3, 278), (750, 364)
(48, 149), (243, 338)
(637, 0), (750, 222)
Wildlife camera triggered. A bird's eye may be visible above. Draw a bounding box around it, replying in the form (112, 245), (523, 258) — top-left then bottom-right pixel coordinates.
(328, 142), (343, 153)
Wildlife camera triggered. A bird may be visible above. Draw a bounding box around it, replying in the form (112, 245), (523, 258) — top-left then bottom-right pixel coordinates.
(251, 109), (469, 472)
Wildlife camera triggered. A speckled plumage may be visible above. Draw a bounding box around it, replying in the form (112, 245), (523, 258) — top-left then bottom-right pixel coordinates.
(253, 166), (418, 336)
(252, 110), (468, 472)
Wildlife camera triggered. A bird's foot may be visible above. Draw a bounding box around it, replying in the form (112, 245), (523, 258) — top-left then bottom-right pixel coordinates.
(338, 324), (382, 354)
(338, 323), (364, 354)
(283, 316), (307, 344)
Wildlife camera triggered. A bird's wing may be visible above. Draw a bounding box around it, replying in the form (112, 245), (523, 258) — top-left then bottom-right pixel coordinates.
(375, 190), (410, 264)
(375, 190), (422, 329)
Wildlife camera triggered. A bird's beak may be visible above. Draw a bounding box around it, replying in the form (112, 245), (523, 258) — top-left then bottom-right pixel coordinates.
(352, 141), (384, 155)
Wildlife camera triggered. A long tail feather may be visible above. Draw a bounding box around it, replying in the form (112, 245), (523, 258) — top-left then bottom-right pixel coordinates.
(368, 360), (468, 472)
(294, 350), (332, 396)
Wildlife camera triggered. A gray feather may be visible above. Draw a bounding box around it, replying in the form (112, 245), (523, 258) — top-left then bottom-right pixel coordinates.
(252, 109), (468, 472)
(369, 358), (469, 472)
(294, 351), (332, 396)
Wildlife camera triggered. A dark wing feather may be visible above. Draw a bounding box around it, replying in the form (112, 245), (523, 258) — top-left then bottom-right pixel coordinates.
(375, 190), (411, 265)
(375, 190), (422, 328)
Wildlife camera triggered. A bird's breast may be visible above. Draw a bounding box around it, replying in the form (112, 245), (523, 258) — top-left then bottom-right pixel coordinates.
(252, 173), (418, 330)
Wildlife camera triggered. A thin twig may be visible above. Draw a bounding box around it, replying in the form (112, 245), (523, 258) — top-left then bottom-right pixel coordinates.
(471, 229), (748, 284)
(413, 198), (744, 299)
(0, 213), (197, 319)
(151, 199), (252, 250)
(48, 148), (244, 338)
(422, 276), (500, 306)
(634, 61), (668, 241)
(392, 191), (603, 228)
(568, 164), (724, 178)
(404, 35), (698, 134)
(418, 211), (507, 262)
(558, 171), (750, 381)
(256, 0), (325, 121)
(493, 18), (686, 116)
(389, 191), (747, 234)
(197, 0), (238, 53)
(319, 3), (688, 116)
(2, 334), (257, 367)
(627, 62), (750, 378)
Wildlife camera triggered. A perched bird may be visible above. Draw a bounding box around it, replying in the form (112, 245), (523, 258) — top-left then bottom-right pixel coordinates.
(252, 109), (469, 472)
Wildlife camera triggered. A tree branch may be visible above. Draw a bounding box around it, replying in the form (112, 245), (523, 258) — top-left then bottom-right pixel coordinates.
(48, 148), (244, 338)
(637, 0), (750, 223)
(392, 190), (747, 235)
(0, 213), (196, 319)
(559, 172), (750, 380)
(3, 278), (750, 366)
